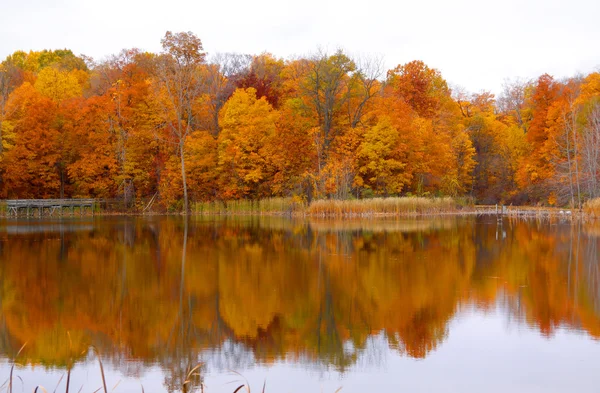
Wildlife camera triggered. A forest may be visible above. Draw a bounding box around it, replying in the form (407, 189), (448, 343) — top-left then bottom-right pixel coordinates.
(1, 31), (600, 212)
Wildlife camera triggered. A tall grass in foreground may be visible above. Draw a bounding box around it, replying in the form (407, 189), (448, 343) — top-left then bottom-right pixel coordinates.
(307, 197), (460, 217)
(583, 198), (600, 217)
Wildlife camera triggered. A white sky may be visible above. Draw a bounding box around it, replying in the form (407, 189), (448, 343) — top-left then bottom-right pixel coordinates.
(1, 0), (599, 94)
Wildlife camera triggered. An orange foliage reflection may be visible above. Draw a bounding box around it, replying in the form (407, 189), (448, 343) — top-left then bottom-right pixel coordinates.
(0, 216), (599, 371)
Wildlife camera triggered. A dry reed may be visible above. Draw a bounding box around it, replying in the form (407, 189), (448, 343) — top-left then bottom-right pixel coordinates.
(306, 197), (459, 217)
(194, 197), (305, 215)
(193, 196), (464, 217)
(583, 198), (600, 218)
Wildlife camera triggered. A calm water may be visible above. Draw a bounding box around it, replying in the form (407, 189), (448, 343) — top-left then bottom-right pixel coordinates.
(1, 215), (599, 392)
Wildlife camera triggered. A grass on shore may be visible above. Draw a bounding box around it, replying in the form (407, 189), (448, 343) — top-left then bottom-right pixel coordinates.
(194, 196), (463, 217)
(0, 196), (470, 218)
(194, 196), (462, 217)
(307, 196), (460, 217)
(194, 197), (305, 215)
(584, 198), (600, 218)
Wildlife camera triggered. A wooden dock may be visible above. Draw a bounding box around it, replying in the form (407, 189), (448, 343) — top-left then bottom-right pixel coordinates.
(6, 199), (95, 217)
(474, 204), (575, 217)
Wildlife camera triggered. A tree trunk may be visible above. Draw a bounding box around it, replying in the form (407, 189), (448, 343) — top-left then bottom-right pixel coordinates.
(572, 114), (582, 209)
(60, 167), (65, 199)
(179, 140), (189, 214)
(565, 115), (575, 208)
(0, 117), (3, 155)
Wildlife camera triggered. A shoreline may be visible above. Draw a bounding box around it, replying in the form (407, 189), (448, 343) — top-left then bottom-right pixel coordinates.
(0, 208), (592, 220)
(1, 197), (595, 219)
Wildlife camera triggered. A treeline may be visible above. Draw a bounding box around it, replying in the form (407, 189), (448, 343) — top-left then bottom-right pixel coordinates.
(1, 31), (600, 211)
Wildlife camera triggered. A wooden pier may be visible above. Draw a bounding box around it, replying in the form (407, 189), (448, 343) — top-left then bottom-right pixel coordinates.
(6, 199), (95, 217)
(473, 204), (575, 218)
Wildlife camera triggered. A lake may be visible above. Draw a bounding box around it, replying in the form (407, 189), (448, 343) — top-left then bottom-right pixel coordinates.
(0, 215), (599, 393)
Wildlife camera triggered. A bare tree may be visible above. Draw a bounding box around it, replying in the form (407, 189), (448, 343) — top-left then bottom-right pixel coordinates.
(302, 48), (356, 149)
(452, 85), (472, 118)
(346, 54), (384, 128)
(203, 52), (251, 136)
(0, 65), (9, 156)
(497, 78), (530, 132)
(156, 31), (206, 214)
(551, 83), (583, 208)
(582, 103), (600, 199)
(0, 60), (21, 155)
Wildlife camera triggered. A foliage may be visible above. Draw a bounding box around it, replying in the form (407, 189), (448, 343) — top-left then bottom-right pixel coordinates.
(2, 34), (600, 208)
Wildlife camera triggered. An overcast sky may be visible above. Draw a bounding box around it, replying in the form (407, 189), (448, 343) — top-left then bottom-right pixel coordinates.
(1, 0), (599, 94)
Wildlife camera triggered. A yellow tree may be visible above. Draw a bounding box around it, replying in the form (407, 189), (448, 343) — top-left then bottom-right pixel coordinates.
(33, 66), (86, 197)
(34, 67), (82, 104)
(161, 131), (218, 205)
(217, 88), (278, 198)
(448, 128), (477, 196)
(457, 91), (521, 202)
(356, 117), (408, 195)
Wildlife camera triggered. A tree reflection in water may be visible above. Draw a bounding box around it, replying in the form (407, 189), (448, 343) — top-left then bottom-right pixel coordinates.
(0, 216), (599, 389)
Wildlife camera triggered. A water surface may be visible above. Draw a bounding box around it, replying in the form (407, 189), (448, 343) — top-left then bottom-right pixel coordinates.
(0, 215), (599, 392)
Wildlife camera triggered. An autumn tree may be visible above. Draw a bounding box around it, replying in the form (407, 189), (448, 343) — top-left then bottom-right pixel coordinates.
(155, 31), (206, 213)
(1, 83), (60, 198)
(517, 74), (560, 203)
(267, 98), (317, 197)
(0, 59), (24, 189)
(455, 91), (517, 202)
(384, 60), (463, 194)
(0, 60), (23, 154)
(387, 60), (451, 119)
(32, 66), (87, 197)
(345, 55), (384, 128)
(322, 126), (362, 199)
(3, 49), (88, 75)
(201, 53), (251, 136)
(217, 88), (277, 199)
(64, 96), (118, 197)
(497, 78), (531, 133)
(356, 117), (408, 194)
(184, 131), (218, 201)
(542, 79), (585, 207)
(94, 49), (162, 206)
(581, 103), (600, 199)
(575, 73), (600, 200)
(34, 67), (82, 104)
(236, 53), (285, 108)
(301, 49), (356, 150)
